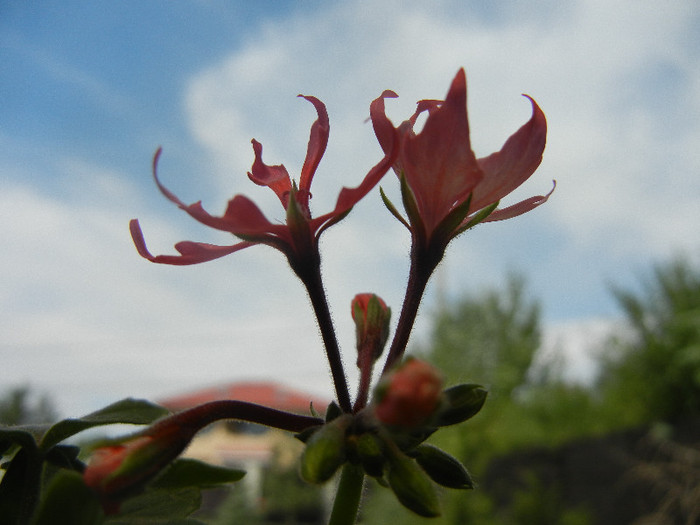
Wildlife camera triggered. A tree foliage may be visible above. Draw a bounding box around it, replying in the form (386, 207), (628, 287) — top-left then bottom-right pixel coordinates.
(600, 257), (700, 423)
(425, 274), (540, 399)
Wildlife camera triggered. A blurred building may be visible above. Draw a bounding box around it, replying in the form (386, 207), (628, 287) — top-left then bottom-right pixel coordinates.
(159, 381), (328, 504)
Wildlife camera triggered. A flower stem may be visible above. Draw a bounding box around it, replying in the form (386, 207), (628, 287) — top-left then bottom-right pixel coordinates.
(328, 464), (365, 525)
(159, 400), (324, 434)
(302, 267), (352, 413)
(381, 244), (438, 375)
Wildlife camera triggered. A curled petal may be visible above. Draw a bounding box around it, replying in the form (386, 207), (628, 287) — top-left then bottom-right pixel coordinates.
(473, 95), (547, 210)
(247, 139), (292, 206)
(298, 95), (330, 194)
(481, 180), (556, 223)
(370, 90), (399, 158)
(129, 219), (251, 265)
(313, 94), (400, 233)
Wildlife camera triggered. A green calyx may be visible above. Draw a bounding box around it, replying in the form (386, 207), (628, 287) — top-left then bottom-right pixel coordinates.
(300, 415), (351, 484)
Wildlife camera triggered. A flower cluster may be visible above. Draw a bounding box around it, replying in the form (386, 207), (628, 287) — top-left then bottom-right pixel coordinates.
(86, 68), (552, 520)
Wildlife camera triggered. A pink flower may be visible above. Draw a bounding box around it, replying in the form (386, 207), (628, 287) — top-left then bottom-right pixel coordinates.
(371, 68), (553, 251)
(374, 359), (443, 428)
(131, 94), (397, 273)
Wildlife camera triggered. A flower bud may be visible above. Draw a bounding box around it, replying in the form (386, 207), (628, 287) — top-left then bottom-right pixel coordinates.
(83, 419), (196, 513)
(300, 415), (351, 484)
(412, 444), (474, 489)
(352, 293), (391, 368)
(374, 358), (443, 429)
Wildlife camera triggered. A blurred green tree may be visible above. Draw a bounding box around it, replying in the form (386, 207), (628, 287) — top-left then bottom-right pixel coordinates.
(0, 386), (57, 426)
(427, 273), (540, 399)
(600, 257), (700, 424)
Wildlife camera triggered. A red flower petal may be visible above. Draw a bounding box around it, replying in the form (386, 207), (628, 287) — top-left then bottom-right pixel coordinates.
(401, 69), (483, 233)
(298, 95), (330, 194)
(473, 95), (547, 211)
(129, 219), (251, 265)
(247, 139), (292, 207)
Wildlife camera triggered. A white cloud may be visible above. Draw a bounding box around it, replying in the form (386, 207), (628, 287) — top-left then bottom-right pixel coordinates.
(4, 0), (699, 418)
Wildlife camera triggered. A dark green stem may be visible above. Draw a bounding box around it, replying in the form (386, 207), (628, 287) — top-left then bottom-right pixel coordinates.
(328, 464), (365, 525)
(300, 265), (352, 413)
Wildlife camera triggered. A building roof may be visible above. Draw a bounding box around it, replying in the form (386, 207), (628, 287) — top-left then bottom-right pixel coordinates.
(159, 380), (329, 415)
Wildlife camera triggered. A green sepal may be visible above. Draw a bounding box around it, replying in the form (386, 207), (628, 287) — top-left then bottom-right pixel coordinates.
(430, 193), (472, 248)
(412, 444), (474, 489)
(300, 415), (351, 484)
(387, 450), (441, 517)
(435, 384), (487, 427)
(379, 187), (410, 230)
(325, 400), (343, 423)
(352, 432), (386, 478)
(453, 200), (499, 237)
(389, 427), (437, 452)
(398, 172), (425, 241)
(294, 424), (322, 444)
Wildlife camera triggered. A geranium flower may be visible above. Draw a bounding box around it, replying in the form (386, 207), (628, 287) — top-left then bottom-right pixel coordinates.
(130, 94), (397, 275)
(371, 68), (553, 253)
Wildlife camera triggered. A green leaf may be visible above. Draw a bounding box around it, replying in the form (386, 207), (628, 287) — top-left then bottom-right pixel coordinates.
(40, 398), (170, 450)
(44, 444), (84, 471)
(0, 425), (41, 452)
(108, 487), (202, 522)
(31, 470), (104, 525)
(152, 458), (244, 490)
(0, 447), (43, 525)
(412, 444), (474, 489)
(435, 384), (488, 427)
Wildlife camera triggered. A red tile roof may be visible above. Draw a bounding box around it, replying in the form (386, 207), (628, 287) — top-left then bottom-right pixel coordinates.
(160, 381), (329, 415)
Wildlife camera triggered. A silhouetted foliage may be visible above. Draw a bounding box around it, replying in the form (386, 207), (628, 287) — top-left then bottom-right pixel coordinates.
(600, 257), (700, 424)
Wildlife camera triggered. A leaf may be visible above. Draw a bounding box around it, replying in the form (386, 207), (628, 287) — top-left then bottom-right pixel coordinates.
(108, 487), (202, 522)
(0, 426), (41, 452)
(44, 444), (84, 471)
(40, 399), (170, 450)
(0, 445), (48, 525)
(31, 470), (104, 525)
(151, 458), (245, 490)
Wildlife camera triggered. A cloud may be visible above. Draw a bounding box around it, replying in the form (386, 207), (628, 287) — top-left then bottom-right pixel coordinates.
(4, 0), (699, 417)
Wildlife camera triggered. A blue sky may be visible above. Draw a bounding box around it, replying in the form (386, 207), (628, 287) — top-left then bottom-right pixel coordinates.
(2, 1), (699, 417)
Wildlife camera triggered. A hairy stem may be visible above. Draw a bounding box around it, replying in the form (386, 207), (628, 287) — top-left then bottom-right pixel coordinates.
(301, 266), (352, 413)
(381, 243), (439, 375)
(159, 400), (324, 434)
(328, 464), (365, 525)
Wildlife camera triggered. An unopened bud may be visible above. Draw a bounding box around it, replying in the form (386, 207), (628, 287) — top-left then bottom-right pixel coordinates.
(373, 358), (443, 429)
(352, 293), (391, 368)
(412, 444), (474, 489)
(83, 422), (195, 514)
(300, 415), (351, 484)
(387, 449), (441, 517)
